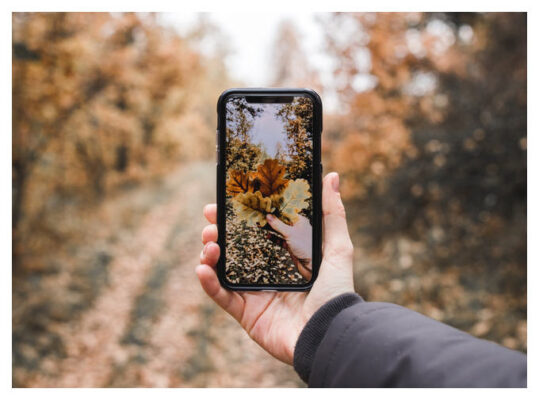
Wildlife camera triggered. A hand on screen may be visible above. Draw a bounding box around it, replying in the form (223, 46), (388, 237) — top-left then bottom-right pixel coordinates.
(266, 214), (313, 280)
(196, 172), (355, 365)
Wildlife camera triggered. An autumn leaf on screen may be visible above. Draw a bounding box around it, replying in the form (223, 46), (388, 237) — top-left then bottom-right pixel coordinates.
(256, 159), (289, 196)
(227, 159), (310, 228)
(226, 170), (257, 195)
(279, 179), (310, 224)
(232, 191), (275, 227)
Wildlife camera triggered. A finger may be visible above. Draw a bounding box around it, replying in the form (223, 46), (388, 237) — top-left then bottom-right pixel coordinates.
(296, 260), (312, 280)
(283, 242), (312, 280)
(322, 173), (354, 256)
(266, 214), (291, 237)
(196, 264), (244, 322)
(203, 204), (217, 224)
(201, 224), (218, 244)
(200, 241), (220, 267)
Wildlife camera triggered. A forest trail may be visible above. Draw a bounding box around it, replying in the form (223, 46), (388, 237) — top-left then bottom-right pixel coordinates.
(13, 161), (303, 388)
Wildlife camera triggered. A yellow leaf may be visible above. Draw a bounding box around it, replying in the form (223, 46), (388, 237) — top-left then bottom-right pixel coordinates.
(279, 179), (310, 224)
(232, 191), (275, 227)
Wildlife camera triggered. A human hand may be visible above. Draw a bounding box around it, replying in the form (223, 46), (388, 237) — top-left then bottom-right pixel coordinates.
(196, 172), (355, 365)
(266, 214), (313, 280)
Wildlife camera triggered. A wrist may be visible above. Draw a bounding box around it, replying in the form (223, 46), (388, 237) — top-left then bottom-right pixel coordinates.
(284, 320), (306, 365)
(293, 292), (363, 383)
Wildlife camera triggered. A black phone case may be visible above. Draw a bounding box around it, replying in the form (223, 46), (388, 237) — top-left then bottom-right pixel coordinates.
(216, 88), (323, 291)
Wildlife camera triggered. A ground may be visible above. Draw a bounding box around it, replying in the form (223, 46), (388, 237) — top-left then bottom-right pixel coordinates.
(12, 161), (303, 388)
(12, 161), (526, 387)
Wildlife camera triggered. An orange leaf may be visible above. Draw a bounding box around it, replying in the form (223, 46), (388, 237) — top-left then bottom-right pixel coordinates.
(256, 159), (289, 196)
(226, 169), (256, 195)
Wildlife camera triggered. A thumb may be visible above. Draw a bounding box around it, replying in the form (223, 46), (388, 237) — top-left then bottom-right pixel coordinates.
(322, 173), (353, 256)
(266, 214), (291, 238)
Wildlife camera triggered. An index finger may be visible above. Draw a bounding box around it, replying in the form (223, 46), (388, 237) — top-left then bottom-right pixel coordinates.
(203, 204), (217, 224)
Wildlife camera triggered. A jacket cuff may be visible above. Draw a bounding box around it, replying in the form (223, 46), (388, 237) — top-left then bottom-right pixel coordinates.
(293, 292), (363, 383)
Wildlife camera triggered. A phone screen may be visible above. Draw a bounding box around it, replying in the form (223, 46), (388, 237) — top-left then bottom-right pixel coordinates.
(224, 95), (314, 286)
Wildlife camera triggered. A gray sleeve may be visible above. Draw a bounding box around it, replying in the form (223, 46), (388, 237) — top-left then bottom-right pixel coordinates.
(296, 298), (527, 387)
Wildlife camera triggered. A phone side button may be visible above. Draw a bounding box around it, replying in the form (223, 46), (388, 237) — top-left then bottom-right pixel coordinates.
(215, 129), (219, 164)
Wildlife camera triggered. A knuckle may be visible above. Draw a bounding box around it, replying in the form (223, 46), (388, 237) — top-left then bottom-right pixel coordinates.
(342, 241), (354, 256)
(323, 201), (347, 219)
(328, 239), (354, 258)
(324, 241), (354, 259)
(335, 203), (347, 218)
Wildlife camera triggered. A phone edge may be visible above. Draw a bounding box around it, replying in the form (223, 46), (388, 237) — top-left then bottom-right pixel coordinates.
(216, 88), (323, 292)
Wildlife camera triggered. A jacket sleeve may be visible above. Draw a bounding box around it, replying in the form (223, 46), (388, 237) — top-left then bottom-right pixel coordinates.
(293, 293), (527, 388)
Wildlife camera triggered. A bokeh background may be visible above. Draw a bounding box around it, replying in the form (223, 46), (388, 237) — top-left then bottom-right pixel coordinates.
(12, 12), (526, 387)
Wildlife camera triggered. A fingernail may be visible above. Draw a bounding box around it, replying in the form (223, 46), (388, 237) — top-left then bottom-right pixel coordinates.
(202, 242), (209, 256)
(266, 214), (274, 221)
(331, 173), (340, 192)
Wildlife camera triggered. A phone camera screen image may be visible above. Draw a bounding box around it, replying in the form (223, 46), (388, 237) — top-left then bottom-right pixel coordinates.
(223, 95), (315, 287)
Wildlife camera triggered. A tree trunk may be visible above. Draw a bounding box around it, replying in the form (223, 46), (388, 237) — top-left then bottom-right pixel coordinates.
(12, 162), (28, 271)
(12, 162), (27, 231)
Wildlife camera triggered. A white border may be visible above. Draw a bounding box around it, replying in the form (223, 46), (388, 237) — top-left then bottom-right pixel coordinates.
(3, 1), (536, 399)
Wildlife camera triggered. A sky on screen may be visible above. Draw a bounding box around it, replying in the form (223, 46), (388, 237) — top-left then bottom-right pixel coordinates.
(250, 104), (288, 158)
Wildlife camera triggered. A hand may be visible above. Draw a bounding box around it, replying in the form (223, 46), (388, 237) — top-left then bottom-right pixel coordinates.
(196, 172), (355, 365)
(266, 214), (313, 280)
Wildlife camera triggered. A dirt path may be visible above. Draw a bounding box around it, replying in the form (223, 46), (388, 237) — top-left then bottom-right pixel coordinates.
(13, 161), (302, 388)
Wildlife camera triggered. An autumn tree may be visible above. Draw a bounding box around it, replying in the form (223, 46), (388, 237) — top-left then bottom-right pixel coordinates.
(322, 11), (526, 279)
(225, 97), (263, 171)
(276, 97), (314, 183)
(12, 12), (228, 268)
(270, 20), (321, 89)
(321, 13), (434, 199)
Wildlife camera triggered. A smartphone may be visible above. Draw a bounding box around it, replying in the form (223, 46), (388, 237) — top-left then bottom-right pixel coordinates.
(216, 88), (322, 291)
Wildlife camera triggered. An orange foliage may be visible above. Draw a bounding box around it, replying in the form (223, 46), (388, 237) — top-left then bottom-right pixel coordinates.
(255, 159), (289, 197)
(322, 13), (463, 199)
(13, 12), (228, 267)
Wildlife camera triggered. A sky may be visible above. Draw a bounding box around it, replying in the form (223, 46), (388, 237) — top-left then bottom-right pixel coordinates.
(159, 13), (467, 113)
(249, 104), (288, 158)
(160, 12), (337, 107)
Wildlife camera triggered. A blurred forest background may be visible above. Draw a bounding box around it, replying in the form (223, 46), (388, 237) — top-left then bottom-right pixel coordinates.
(12, 12), (526, 387)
